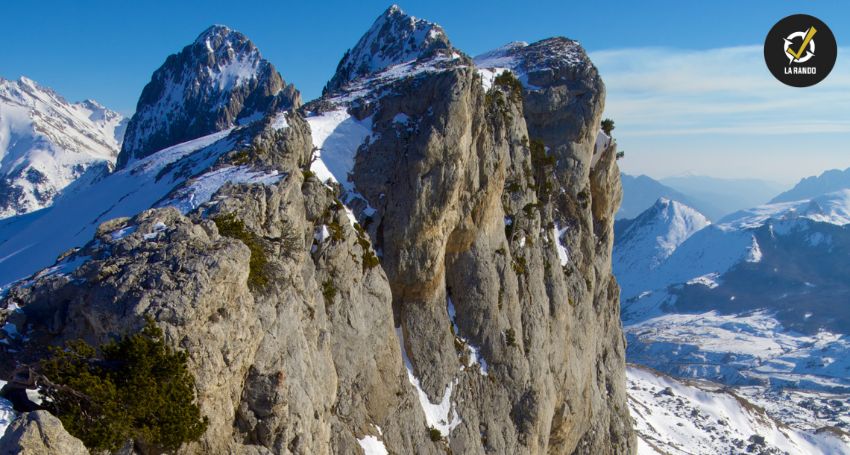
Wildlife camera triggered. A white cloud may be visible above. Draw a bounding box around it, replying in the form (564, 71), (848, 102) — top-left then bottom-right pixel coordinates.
(589, 46), (850, 182)
(591, 46), (850, 137)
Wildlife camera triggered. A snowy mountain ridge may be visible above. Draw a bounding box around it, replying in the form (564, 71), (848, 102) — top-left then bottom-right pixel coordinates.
(0, 76), (126, 219)
(0, 27), (300, 288)
(720, 189), (850, 229)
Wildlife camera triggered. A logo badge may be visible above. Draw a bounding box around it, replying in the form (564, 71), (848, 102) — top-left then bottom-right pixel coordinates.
(765, 14), (837, 87)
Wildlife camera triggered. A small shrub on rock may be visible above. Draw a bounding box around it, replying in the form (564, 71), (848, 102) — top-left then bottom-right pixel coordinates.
(213, 213), (269, 289)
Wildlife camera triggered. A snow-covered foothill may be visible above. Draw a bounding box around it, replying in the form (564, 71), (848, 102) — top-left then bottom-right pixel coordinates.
(626, 311), (850, 392)
(628, 366), (850, 455)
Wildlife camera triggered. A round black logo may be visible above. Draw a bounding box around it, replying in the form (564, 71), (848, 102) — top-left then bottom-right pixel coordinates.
(764, 14), (837, 87)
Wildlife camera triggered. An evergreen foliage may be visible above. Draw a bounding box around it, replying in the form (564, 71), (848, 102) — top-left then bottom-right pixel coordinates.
(39, 319), (208, 453)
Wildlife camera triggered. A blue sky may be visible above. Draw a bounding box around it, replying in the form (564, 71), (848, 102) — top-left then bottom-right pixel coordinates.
(2, 0), (849, 182)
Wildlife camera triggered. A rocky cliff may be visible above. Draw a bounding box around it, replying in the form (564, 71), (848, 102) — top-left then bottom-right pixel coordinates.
(0, 5), (633, 454)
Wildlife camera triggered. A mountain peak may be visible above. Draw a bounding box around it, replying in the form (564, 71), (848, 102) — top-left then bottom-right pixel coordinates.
(323, 4), (454, 93)
(655, 197), (672, 207)
(194, 24), (233, 42)
(649, 197), (706, 222)
(615, 197), (710, 271)
(192, 25), (255, 58)
(117, 25), (299, 168)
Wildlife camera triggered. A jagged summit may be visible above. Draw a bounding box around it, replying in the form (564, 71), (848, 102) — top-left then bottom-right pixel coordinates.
(117, 25), (299, 168)
(323, 4), (456, 94)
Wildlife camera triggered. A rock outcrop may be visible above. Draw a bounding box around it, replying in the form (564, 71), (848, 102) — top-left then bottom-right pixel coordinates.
(118, 25), (299, 168)
(1, 6), (634, 455)
(0, 411), (89, 455)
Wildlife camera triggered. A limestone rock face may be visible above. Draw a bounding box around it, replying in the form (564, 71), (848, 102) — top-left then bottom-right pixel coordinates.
(0, 411), (89, 455)
(0, 8), (633, 455)
(118, 25), (299, 168)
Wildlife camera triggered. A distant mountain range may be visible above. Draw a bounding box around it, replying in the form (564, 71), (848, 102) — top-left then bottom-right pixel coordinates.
(614, 186), (850, 393)
(618, 174), (706, 219)
(660, 174), (788, 218)
(619, 173), (790, 221)
(771, 167), (850, 203)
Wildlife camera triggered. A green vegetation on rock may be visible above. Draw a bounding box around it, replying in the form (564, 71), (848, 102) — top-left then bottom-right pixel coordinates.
(213, 213), (269, 289)
(38, 319), (208, 453)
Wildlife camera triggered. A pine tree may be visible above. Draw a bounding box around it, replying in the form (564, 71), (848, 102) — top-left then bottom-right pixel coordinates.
(39, 318), (208, 452)
(601, 118), (615, 136)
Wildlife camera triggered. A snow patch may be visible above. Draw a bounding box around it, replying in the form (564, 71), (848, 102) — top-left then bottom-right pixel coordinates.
(110, 225), (137, 241)
(158, 165), (284, 214)
(270, 111), (289, 130)
(552, 222), (569, 266)
(392, 112), (409, 124)
(447, 296), (488, 375)
(307, 109), (372, 190)
(395, 326), (461, 435)
(357, 435), (388, 455)
(686, 273), (720, 289)
(745, 235), (762, 263)
(143, 222), (168, 240)
(0, 380), (15, 435)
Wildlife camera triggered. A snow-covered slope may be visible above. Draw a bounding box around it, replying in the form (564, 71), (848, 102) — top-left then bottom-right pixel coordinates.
(722, 189), (850, 229)
(118, 25), (298, 168)
(627, 311), (850, 391)
(628, 366), (850, 455)
(0, 129), (232, 286)
(772, 167), (850, 204)
(0, 77), (126, 218)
